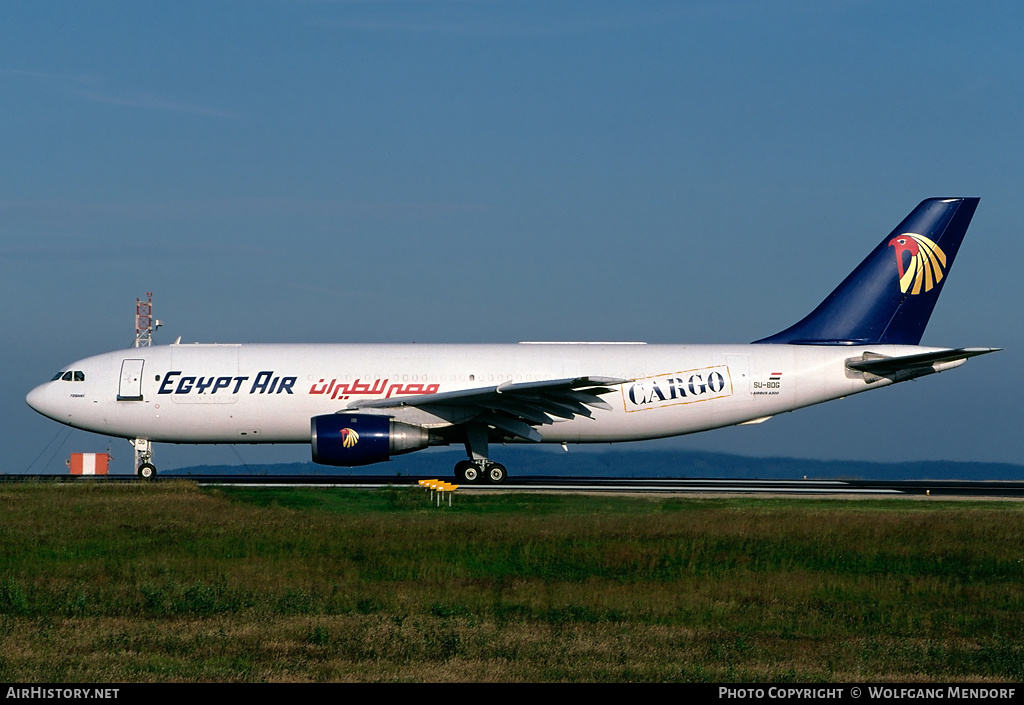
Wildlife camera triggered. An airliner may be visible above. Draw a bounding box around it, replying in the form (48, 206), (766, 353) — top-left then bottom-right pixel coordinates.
(26, 198), (998, 483)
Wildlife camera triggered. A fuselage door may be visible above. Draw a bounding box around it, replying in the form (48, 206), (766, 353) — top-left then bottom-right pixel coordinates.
(117, 359), (145, 401)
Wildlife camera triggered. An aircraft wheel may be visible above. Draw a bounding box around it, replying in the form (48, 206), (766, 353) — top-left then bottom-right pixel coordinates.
(138, 463), (157, 480)
(455, 460), (479, 483)
(486, 462), (507, 484)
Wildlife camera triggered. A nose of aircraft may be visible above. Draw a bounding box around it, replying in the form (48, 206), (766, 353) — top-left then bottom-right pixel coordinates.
(26, 383), (57, 420)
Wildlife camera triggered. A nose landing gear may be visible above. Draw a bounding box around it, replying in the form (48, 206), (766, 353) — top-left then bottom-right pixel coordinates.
(131, 438), (157, 480)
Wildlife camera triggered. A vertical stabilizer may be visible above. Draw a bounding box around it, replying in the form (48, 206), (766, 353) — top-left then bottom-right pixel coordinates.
(754, 198), (979, 345)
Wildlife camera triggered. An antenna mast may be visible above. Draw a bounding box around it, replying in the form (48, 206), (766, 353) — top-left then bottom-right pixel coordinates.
(131, 292), (160, 478)
(135, 293), (154, 347)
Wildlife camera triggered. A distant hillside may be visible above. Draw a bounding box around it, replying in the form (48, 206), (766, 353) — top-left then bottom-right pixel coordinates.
(167, 448), (1024, 482)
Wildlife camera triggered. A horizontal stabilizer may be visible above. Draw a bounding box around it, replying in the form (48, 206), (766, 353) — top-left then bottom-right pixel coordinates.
(846, 347), (1000, 375)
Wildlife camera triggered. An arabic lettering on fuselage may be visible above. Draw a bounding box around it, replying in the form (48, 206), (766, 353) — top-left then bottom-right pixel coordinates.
(308, 378), (440, 400)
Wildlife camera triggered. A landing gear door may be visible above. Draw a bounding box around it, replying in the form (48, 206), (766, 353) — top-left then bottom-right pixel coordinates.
(118, 359), (145, 401)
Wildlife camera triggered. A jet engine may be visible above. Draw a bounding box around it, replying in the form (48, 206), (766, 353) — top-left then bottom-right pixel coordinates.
(310, 414), (430, 466)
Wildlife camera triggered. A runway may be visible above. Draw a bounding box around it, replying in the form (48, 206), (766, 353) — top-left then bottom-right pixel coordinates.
(6, 474), (1022, 498)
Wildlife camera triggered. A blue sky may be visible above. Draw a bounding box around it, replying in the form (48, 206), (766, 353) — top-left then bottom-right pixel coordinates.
(3, 0), (1021, 473)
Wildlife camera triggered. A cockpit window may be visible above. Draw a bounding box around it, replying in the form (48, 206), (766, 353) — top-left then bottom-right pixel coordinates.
(52, 370), (84, 382)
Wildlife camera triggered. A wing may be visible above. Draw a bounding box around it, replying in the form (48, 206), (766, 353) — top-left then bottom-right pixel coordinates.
(345, 376), (629, 442)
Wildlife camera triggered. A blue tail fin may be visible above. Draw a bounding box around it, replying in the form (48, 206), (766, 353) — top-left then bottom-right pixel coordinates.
(754, 198), (980, 345)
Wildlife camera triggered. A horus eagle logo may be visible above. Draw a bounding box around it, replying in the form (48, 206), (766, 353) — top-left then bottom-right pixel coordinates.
(341, 428), (359, 448)
(888, 233), (947, 295)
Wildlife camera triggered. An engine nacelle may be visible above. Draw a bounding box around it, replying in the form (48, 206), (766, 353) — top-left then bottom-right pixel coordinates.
(311, 414), (430, 467)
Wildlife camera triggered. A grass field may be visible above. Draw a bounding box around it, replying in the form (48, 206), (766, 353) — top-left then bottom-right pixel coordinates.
(1, 481), (1023, 682)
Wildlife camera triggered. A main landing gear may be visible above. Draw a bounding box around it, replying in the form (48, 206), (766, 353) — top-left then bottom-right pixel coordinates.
(454, 459), (507, 484)
(454, 423), (508, 484)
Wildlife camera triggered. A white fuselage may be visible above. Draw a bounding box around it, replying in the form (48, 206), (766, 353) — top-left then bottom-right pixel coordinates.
(26, 341), (951, 446)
